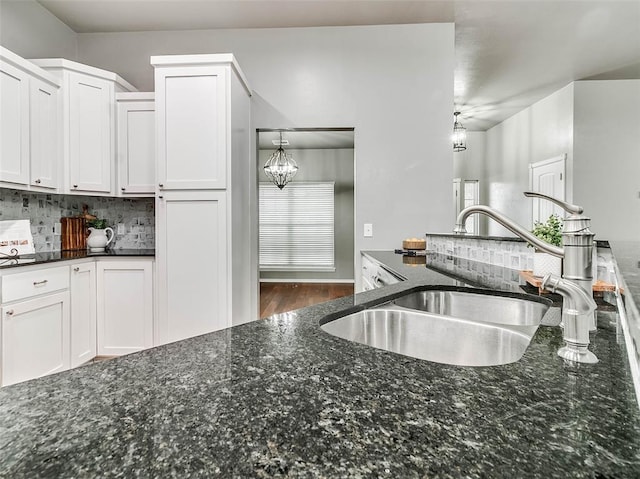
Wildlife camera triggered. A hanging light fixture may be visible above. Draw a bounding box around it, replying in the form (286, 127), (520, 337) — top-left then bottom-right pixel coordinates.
(452, 111), (467, 152)
(263, 131), (298, 189)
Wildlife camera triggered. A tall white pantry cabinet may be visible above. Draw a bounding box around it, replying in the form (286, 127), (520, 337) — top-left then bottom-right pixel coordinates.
(152, 54), (255, 345)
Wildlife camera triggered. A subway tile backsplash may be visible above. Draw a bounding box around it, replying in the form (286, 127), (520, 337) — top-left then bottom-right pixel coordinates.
(0, 188), (155, 252)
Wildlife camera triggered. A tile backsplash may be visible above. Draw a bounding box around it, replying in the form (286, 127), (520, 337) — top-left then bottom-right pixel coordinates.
(0, 188), (155, 252)
(425, 234), (534, 270)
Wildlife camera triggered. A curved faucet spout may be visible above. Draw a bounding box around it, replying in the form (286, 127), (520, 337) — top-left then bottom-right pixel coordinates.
(454, 205), (564, 257)
(542, 274), (596, 316)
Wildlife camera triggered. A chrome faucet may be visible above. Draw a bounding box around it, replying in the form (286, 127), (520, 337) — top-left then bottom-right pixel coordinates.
(454, 191), (598, 363)
(542, 274), (598, 363)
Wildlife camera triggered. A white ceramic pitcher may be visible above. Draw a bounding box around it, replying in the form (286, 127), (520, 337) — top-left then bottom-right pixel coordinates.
(87, 227), (114, 252)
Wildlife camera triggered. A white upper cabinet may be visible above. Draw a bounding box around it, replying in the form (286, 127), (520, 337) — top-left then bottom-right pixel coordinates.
(0, 47), (61, 190)
(68, 72), (113, 193)
(152, 56), (244, 190)
(116, 92), (155, 196)
(30, 76), (60, 189)
(0, 58), (30, 186)
(30, 58), (137, 195)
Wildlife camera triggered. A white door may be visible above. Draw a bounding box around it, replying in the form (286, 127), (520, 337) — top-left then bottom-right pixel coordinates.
(30, 76), (60, 189)
(96, 260), (153, 356)
(156, 190), (228, 345)
(68, 72), (113, 193)
(155, 66), (228, 190)
(70, 262), (97, 367)
(117, 98), (155, 195)
(0, 60), (30, 186)
(529, 154), (566, 224)
(1, 292), (70, 386)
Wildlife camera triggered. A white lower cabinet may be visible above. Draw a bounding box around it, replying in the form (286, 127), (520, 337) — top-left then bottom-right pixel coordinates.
(96, 260), (153, 356)
(156, 190), (228, 345)
(0, 258), (155, 386)
(70, 262), (96, 367)
(1, 291), (70, 386)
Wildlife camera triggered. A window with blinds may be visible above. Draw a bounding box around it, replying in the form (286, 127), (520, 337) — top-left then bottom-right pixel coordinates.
(259, 182), (335, 271)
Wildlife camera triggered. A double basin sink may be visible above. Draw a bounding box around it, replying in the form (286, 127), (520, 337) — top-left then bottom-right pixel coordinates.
(320, 287), (552, 367)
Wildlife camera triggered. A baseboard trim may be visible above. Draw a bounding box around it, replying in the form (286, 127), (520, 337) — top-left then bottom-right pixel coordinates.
(259, 278), (355, 284)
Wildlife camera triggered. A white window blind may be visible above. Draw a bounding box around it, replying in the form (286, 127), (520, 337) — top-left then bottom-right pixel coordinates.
(259, 182), (335, 271)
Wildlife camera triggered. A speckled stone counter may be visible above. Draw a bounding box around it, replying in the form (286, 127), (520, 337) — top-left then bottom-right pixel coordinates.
(1, 252), (640, 477)
(0, 248), (155, 269)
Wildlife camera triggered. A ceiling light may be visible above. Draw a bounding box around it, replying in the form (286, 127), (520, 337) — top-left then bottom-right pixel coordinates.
(453, 111), (467, 152)
(264, 131), (298, 189)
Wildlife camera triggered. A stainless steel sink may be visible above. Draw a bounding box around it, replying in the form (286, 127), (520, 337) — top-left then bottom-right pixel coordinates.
(391, 289), (550, 326)
(320, 288), (551, 367)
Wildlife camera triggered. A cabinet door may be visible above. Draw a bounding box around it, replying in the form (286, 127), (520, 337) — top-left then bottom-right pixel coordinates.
(70, 262), (96, 367)
(1, 291), (70, 386)
(155, 66), (227, 190)
(117, 99), (155, 195)
(68, 72), (113, 193)
(30, 77), (60, 189)
(96, 260), (153, 356)
(0, 60), (30, 186)
(156, 191), (228, 345)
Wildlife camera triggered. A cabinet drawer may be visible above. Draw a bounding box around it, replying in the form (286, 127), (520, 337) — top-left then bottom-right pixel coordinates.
(2, 265), (70, 303)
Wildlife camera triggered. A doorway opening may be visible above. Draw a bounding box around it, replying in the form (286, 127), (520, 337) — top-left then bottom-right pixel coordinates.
(256, 128), (355, 317)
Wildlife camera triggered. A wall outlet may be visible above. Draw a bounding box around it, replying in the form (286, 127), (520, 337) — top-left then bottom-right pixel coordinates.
(53, 222), (61, 235)
(117, 223), (126, 235)
(364, 223), (373, 238)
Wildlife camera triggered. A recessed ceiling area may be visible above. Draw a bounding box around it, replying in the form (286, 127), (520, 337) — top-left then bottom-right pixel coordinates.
(36, 0), (640, 131)
(258, 129), (354, 150)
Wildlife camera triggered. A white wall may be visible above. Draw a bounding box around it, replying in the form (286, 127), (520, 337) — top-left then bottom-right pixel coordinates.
(483, 84), (574, 236)
(77, 24), (455, 290)
(574, 80), (640, 241)
(0, 0), (77, 59)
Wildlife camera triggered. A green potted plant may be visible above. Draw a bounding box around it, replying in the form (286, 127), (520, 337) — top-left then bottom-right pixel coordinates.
(531, 214), (563, 277)
(86, 218), (114, 252)
(87, 218), (108, 229)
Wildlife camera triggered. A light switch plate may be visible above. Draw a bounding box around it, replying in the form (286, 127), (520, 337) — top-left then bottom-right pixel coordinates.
(53, 222), (61, 235)
(364, 223), (373, 237)
(117, 223), (126, 235)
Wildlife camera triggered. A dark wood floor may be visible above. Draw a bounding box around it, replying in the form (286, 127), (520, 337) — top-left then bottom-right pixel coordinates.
(260, 282), (354, 319)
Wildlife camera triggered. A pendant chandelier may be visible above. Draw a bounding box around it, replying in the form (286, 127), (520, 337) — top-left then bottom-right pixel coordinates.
(452, 111), (467, 152)
(263, 131), (298, 189)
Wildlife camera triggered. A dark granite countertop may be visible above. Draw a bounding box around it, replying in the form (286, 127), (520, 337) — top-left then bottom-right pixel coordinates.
(1, 252), (640, 477)
(0, 248), (155, 269)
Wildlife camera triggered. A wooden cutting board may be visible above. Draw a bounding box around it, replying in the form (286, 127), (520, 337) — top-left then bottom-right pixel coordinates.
(61, 217), (87, 250)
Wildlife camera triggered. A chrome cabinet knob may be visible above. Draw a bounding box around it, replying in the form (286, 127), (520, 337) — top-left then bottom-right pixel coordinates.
(35, 179), (41, 184)
(6, 310), (14, 316)
(73, 267), (80, 272)
(73, 184), (78, 188)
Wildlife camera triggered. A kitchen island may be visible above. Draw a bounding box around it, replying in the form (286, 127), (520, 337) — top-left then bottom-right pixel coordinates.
(1, 251), (639, 477)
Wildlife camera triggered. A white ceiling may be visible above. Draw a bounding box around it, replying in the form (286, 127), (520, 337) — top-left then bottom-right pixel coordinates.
(37, 0), (640, 131)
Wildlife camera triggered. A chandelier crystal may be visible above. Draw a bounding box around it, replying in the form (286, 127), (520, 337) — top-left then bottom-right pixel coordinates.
(264, 131), (298, 189)
(452, 111), (467, 152)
